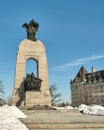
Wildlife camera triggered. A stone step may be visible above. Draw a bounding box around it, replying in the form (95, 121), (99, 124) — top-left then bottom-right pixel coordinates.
(25, 123), (104, 129)
(20, 118), (104, 130)
(20, 110), (104, 130)
(30, 129), (104, 130)
(21, 119), (104, 124)
(21, 115), (104, 124)
(22, 109), (82, 116)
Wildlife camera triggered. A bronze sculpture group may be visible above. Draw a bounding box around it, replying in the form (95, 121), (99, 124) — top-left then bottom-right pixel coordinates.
(24, 73), (42, 92)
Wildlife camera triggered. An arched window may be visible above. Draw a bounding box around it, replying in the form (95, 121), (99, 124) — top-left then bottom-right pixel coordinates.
(26, 59), (38, 77)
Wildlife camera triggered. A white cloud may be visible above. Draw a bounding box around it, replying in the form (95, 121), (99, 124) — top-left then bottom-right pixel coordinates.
(55, 55), (104, 71)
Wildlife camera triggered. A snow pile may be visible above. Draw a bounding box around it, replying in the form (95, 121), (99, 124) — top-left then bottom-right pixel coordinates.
(0, 105), (29, 130)
(78, 104), (104, 116)
(54, 104), (104, 116)
(78, 104), (89, 112)
(1, 105), (27, 118)
(55, 105), (74, 110)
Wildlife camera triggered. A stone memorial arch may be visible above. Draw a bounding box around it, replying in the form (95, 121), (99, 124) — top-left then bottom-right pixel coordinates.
(12, 19), (51, 107)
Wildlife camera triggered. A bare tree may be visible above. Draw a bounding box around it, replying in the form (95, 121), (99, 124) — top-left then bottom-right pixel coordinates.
(6, 95), (12, 106)
(0, 80), (6, 106)
(0, 80), (5, 96)
(49, 84), (62, 106)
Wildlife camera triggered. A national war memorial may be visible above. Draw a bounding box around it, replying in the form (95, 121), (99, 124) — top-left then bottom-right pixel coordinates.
(12, 19), (51, 107)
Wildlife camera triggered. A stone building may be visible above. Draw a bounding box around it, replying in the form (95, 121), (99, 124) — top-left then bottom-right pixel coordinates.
(70, 66), (104, 106)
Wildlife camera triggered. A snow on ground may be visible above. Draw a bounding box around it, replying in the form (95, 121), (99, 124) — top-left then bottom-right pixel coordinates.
(1, 105), (27, 118)
(0, 105), (29, 130)
(54, 104), (104, 116)
(78, 104), (104, 116)
(54, 105), (74, 110)
(0, 104), (104, 130)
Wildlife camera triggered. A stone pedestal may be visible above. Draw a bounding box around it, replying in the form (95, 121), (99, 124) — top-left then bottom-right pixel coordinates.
(25, 92), (43, 106)
(12, 39), (51, 106)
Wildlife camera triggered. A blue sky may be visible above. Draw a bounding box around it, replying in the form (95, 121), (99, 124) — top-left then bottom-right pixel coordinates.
(0, 0), (104, 102)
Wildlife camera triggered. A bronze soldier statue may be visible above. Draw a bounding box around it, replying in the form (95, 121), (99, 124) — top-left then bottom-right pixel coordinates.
(22, 19), (39, 41)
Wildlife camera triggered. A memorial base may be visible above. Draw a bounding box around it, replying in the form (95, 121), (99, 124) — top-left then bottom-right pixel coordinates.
(25, 91), (44, 106)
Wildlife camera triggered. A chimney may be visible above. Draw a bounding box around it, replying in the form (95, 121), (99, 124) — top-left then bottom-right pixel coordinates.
(92, 66), (96, 73)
